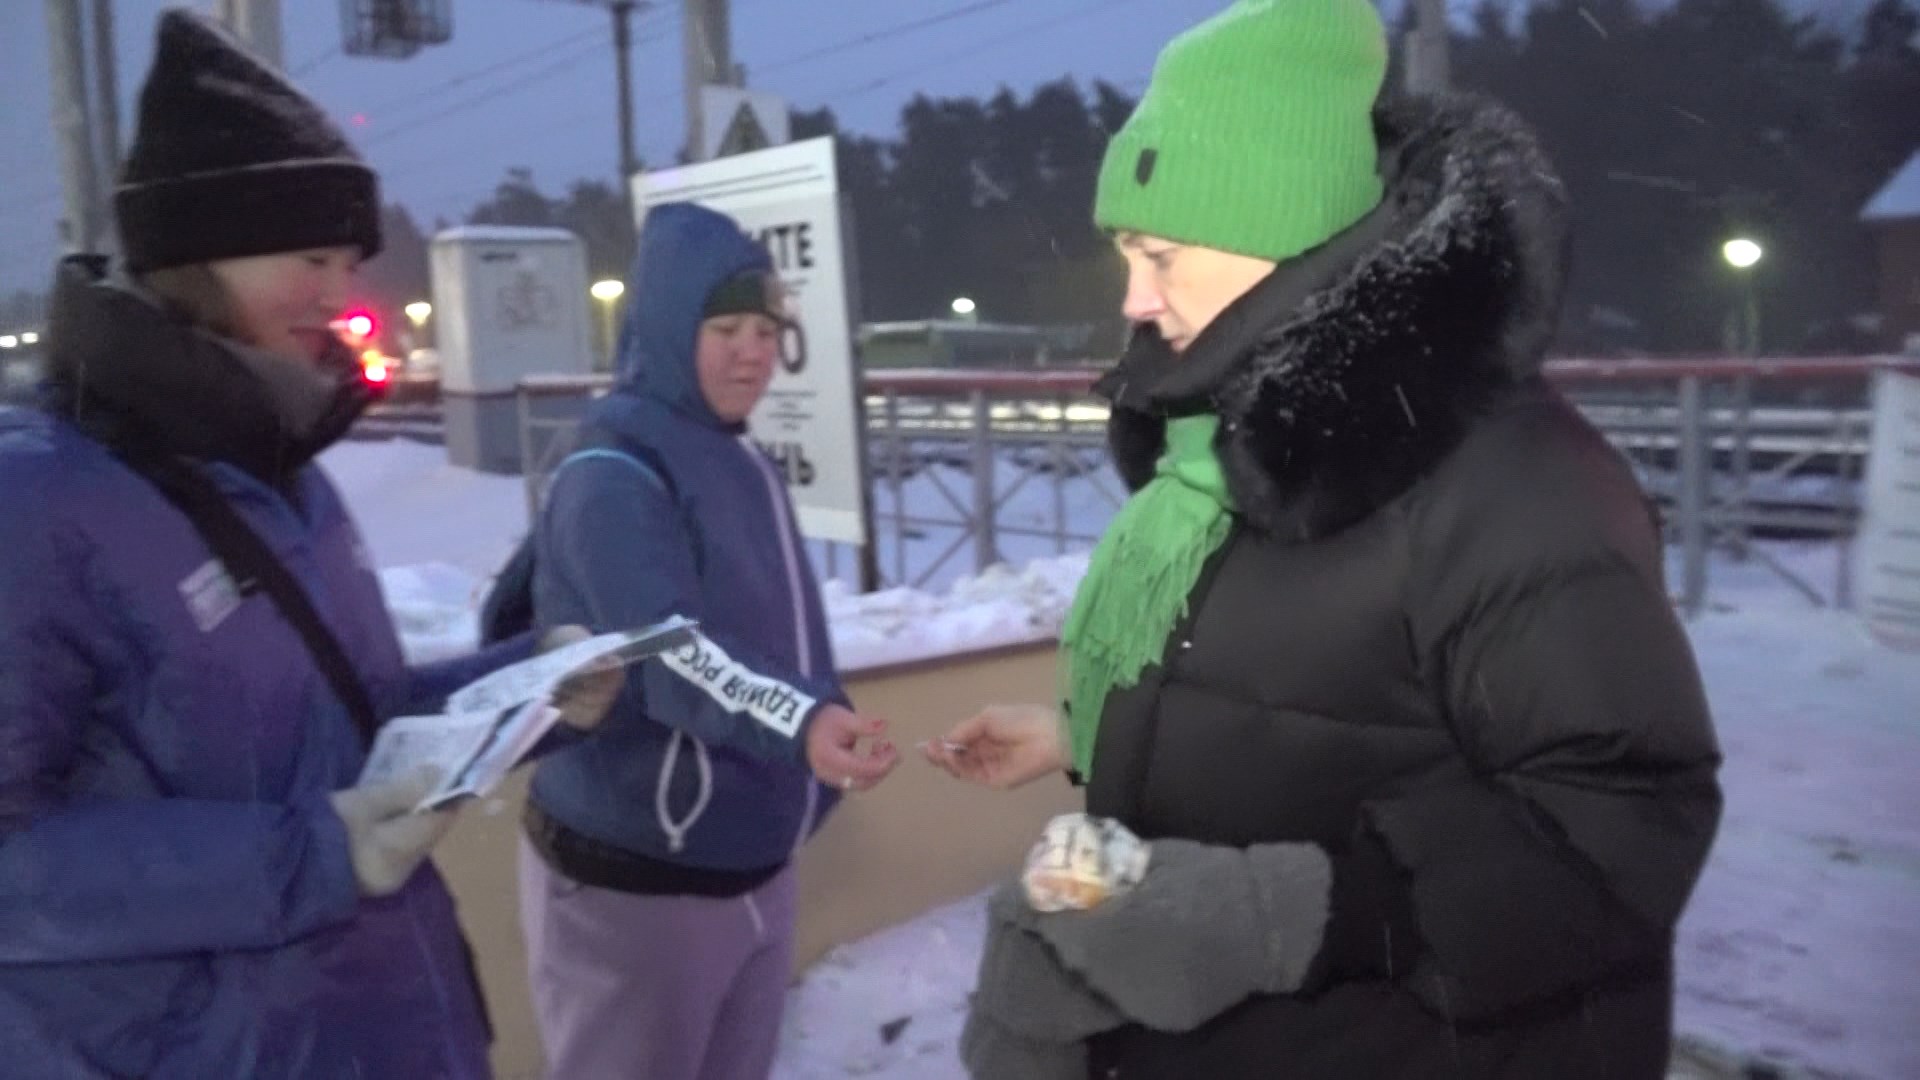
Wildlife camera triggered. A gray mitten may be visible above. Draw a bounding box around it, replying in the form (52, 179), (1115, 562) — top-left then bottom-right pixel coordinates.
(961, 882), (1126, 1078)
(974, 883), (1128, 1041)
(1025, 838), (1333, 1033)
(960, 1009), (1087, 1080)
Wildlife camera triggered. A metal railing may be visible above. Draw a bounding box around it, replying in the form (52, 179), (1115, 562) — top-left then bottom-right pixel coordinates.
(511, 356), (1920, 612)
(865, 370), (1121, 589)
(1543, 357), (1896, 614)
(515, 373), (614, 520)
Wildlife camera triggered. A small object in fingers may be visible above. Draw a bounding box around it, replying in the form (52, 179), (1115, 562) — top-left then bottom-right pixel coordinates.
(939, 739), (967, 754)
(841, 775), (854, 791)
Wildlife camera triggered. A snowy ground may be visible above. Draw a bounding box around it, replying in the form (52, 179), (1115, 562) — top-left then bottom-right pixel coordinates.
(1665, 547), (1920, 1080)
(321, 439), (1920, 1080)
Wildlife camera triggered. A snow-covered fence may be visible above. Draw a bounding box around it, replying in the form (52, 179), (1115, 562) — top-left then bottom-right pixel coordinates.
(506, 356), (1920, 609)
(864, 370), (1121, 588)
(1546, 357), (1914, 615)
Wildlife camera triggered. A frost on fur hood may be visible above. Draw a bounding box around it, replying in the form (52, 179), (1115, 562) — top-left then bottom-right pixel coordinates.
(1101, 94), (1572, 543)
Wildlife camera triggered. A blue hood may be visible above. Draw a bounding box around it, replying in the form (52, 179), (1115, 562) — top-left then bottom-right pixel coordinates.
(614, 201), (772, 427)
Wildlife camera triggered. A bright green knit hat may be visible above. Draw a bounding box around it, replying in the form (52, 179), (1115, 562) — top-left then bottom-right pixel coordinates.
(1096, 0), (1389, 263)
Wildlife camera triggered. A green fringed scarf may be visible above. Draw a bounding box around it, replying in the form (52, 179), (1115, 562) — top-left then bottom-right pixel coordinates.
(1060, 414), (1234, 778)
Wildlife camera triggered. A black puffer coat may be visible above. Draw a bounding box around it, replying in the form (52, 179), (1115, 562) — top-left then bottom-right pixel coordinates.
(1080, 96), (1723, 1080)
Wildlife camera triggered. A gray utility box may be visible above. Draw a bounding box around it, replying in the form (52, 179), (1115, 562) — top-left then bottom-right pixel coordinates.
(430, 226), (594, 473)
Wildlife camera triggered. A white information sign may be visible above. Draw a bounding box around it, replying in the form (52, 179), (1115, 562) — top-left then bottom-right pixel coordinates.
(1855, 369), (1920, 651)
(635, 137), (869, 546)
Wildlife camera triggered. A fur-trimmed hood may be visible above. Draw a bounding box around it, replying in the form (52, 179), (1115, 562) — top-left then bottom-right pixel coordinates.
(1102, 94), (1570, 542)
(39, 255), (380, 488)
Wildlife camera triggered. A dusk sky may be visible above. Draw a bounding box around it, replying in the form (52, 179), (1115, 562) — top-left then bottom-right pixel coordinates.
(0, 0), (1866, 297)
(1, 0), (1239, 295)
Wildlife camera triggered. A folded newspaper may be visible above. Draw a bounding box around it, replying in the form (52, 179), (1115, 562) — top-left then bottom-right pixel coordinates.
(359, 617), (698, 811)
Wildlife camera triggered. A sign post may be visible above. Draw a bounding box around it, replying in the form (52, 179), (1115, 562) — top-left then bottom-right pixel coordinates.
(1855, 368), (1920, 650)
(635, 136), (871, 549)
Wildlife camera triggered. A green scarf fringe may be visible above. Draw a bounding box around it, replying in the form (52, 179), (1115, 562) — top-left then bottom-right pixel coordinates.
(1060, 415), (1234, 778)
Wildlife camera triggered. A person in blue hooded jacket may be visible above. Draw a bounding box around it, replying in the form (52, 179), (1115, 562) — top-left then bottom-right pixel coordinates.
(517, 200), (900, 1080)
(0, 12), (619, 1078)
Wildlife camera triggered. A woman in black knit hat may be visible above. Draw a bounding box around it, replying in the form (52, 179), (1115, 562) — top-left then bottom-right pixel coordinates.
(0, 10), (616, 1077)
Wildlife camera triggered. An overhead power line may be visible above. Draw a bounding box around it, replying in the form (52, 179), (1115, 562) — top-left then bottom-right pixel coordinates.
(352, 25), (612, 129)
(755, 0), (1015, 76)
(813, 0), (1154, 103)
(358, 41), (613, 147)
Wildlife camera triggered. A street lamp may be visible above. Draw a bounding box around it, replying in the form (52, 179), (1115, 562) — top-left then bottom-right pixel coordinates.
(0, 336), (16, 349)
(19, 331), (38, 345)
(401, 301), (433, 357)
(1720, 237), (1763, 355)
(951, 296), (977, 321)
(1722, 237), (1763, 270)
(590, 279), (626, 364)
(1720, 235), (1765, 561)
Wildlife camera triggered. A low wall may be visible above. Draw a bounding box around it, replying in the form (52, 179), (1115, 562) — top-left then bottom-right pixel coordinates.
(430, 639), (1077, 1080)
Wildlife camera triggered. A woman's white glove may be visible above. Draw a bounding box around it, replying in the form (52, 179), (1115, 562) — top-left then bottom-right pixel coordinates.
(328, 769), (459, 897)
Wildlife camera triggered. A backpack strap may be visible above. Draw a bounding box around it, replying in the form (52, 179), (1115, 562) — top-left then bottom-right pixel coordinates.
(559, 425), (679, 500)
(560, 431), (702, 571)
(478, 428), (695, 646)
(555, 447), (672, 492)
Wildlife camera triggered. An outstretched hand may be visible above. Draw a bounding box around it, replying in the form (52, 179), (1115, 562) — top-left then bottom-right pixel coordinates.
(921, 704), (1068, 790)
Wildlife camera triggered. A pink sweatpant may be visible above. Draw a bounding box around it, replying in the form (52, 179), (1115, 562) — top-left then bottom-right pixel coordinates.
(517, 838), (797, 1080)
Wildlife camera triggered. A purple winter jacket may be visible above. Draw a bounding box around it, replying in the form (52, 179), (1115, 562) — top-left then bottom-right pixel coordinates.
(0, 262), (524, 1078)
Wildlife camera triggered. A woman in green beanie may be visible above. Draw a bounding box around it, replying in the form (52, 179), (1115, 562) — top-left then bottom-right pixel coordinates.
(923, 1), (1722, 1077)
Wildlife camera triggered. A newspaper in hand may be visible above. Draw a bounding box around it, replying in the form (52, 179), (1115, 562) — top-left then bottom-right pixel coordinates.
(359, 617), (697, 811)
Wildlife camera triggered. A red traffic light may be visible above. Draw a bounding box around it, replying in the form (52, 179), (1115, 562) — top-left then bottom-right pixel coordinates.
(333, 308), (379, 345)
(359, 348), (390, 385)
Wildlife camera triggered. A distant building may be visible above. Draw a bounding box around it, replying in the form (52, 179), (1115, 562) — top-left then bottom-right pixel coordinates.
(1, 343), (43, 406)
(1862, 150), (1920, 352)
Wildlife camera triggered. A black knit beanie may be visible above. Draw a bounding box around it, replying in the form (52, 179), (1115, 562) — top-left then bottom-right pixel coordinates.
(703, 270), (787, 321)
(115, 8), (382, 273)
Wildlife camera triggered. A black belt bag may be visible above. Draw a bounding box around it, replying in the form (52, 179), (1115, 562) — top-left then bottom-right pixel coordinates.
(522, 799), (784, 899)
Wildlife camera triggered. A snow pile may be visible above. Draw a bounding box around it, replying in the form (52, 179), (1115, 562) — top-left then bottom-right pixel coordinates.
(323, 439), (529, 578)
(371, 556), (1086, 672)
(376, 563), (485, 664)
(821, 553), (1087, 671)
(326, 440), (1087, 672)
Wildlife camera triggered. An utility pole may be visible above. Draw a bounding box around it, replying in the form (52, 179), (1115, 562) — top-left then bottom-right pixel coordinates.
(217, 0), (283, 68)
(91, 0), (121, 197)
(542, 0), (649, 237)
(1404, 0), (1450, 96)
(682, 0), (733, 162)
(612, 1), (641, 231)
(44, 0), (103, 254)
